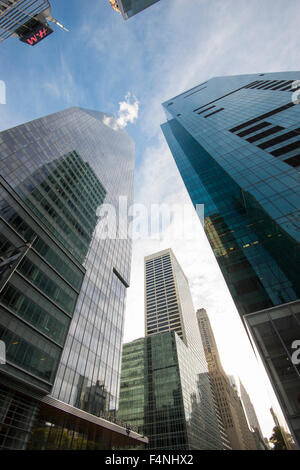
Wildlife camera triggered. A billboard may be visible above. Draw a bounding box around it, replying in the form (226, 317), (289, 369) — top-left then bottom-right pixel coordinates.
(18, 20), (53, 46)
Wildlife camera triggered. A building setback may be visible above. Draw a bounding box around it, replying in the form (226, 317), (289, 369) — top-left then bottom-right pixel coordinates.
(161, 72), (300, 447)
(0, 107), (147, 449)
(118, 248), (227, 450)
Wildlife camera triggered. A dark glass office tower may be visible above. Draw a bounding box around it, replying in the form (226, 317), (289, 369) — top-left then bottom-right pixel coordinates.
(109, 0), (160, 20)
(0, 107), (147, 449)
(161, 72), (300, 447)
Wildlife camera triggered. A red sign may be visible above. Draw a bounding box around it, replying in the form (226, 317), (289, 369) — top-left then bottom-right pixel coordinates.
(20, 23), (53, 46)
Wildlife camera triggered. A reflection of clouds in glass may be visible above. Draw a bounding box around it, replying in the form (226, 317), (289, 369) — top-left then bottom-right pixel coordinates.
(103, 93), (139, 130)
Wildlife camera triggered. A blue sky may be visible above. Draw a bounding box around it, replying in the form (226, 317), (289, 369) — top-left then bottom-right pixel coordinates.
(1, 0), (300, 440)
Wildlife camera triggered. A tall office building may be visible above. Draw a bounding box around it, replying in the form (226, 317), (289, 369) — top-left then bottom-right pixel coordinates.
(0, 107), (147, 449)
(0, 0), (67, 46)
(239, 379), (263, 438)
(109, 0), (160, 20)
(118, 248), (227, 450)
(161, 72), (300, 447)
(196, 308), (259, 450)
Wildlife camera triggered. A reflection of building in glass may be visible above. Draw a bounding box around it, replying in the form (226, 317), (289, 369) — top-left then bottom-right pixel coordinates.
(197, 308), (260, 450)
(161, 72), (300, 448)
(109, 0), (160, 20)
(0, 107), (147, 449)
(119, 332), (227, 449)
(118, 249), (226, 449)
(75, 377), (109, 417)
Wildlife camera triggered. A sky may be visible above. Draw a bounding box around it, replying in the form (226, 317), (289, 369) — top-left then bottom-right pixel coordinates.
(1, 0), (300, 441)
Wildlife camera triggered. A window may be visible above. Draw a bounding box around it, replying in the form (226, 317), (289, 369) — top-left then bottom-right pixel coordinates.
(258, 127), (300, 150)
(204, 108), (224, 118)
(197, 105), (215, 115)
(284, 154), (300, 168)
(237, 121), (271, 138)
(229, 103), (294, 133)
(247, 125), (284, 143)
(271, 140), (300, 157)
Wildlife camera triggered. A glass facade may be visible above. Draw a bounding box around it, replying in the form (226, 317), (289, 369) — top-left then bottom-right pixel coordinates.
(118, 248), (224, 450)
(0, 0), (50, 42)
(0, 169), (85, 395)
(27, 396), (147, 450)
(116, 0), (160, 20)
(161, 72), (300, 447)
(245, 301), (300, 446)
(118, 332), (223, 450)
(0, 107), (135, 448)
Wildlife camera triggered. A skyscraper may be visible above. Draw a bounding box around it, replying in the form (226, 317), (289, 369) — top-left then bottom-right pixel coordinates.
(109, 0), (160, 20)
(161, 72), (300, 447)
(0, 107), (147, 449)
(197, 308), (260, 450)
(118, 248), (227, 450)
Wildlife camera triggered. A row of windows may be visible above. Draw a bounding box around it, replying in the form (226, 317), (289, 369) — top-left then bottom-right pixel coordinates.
(146, 276), (172, 282)
(147, 313), (180, 324)
(204, 108), (224, 118)
(258, 126), (300, 150)
(147, 307), (179, 317)
(244, 79), (295, 92)
(146, 268), (173, 277)
(230, 107), (300, 167)
(146, 290), (176, 299)
(237, 121), (273, 137)
(229, 102), (294, 133)
(0, 200), (83, 290)
(146, 301), (177, 310)
(146, 260), (171, 268)
(246, 125), (284, 143)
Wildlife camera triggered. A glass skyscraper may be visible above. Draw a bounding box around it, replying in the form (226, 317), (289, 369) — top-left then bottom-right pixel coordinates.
(0, 107), (147, 449)
(118, 248), (226, 450)
(109, 0), (160, 20)
(161, 72), (300, 447)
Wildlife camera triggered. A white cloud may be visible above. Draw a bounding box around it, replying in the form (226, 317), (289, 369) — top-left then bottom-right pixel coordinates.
(103, 92), (139, 130)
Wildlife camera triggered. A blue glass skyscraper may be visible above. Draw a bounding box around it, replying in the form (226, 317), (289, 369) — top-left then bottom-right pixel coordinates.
(0, 107), (147, 449)
(161, 72), (300, 447)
